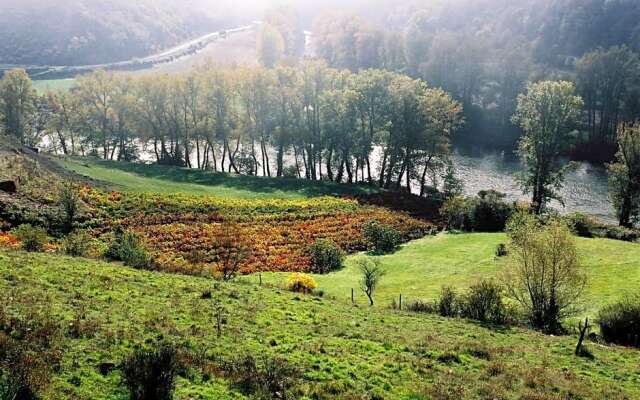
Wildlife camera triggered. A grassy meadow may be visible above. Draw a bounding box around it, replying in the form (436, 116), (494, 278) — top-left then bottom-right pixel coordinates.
(33, 78), (77, 93)
(60, 157), (379, 199)
(257, 233), (640, 316)
(2, 250), (639, 399)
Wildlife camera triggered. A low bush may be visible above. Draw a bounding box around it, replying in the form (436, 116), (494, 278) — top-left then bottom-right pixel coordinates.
(363, 221), (402, 254)
(438, 286), (459, 317)
(460, 280), (508, 324)
(222, 354), (298, 399)
(495, 243), (508, 257)
(286, 273), (318, 294)
(440, 197), (474, 231)
(564, 212), (639, 242)
(473, 190), (514, 232)
(121, 341), (178, 400)
(405, 299), (437, 313)
(0, 306), (62, 400)
(308, 239), (344, 274)
(598, 297), (640, 348)
(441, 191), (514, 232)
(600, 226), (640, 242)
(564, 212), (599, 238)
(107, 230), (154, 270)
(62, 230), (92, 257)
(11, 224), (49, 252)
(59, 183), (80, 234)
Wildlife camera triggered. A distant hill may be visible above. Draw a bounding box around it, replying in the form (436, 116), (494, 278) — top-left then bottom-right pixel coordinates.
(0, 0), (250, 66)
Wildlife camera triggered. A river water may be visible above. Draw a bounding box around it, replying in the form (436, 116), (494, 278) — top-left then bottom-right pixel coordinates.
(138, 141), (615, 222)
(451, 148), (615, 223)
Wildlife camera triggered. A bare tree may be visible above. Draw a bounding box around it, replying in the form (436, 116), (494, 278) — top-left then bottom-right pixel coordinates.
(357, 258), (385, 306)
(212, 224), (249, 281)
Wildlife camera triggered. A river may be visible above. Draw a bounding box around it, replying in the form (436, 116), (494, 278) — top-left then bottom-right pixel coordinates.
(451, 148), (615, 223)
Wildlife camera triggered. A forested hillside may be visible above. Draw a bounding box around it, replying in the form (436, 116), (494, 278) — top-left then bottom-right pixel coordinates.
(311, 0), (640, 154)
(0, 0), (246, 66)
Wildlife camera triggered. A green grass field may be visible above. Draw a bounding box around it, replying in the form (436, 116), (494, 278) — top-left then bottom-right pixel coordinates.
(59, 157), (379, 199)
(33, 78), (77, 93)
(257, 233), (640, 316)
(2, 250), (639, 399)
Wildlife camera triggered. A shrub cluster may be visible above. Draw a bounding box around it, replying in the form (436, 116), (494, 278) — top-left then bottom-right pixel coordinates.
(11, 224), (50, 252)
(308, 239), (344, 274)
(564, 212), (640, 242)
(363, 220), (401, 254)
(405, 282), (512, 325)
(598, 297), (640, 348)
(62, 230), (92, 257)
(441, 191), (514, 232)
(221, 354), (298, 399)
(121, 341), (178, 400)
(286, 273), (318, 294)
(106, 230), (154, 270)
(0, 306), (62, 400)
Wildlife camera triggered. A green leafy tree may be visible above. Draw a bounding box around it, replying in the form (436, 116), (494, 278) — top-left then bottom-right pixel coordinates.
(512, 81), (583, 213)
(504, 218), (586, 333)
(257, 23), (285, 68)
(0, 69), (36, 145)
(608, 123), (640, 227)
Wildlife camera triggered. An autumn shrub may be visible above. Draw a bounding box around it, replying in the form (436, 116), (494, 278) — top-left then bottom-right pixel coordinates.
(286, 273), (318, 293)
(11, 224), (49, 252)
(363, 221), (401, 254)
(308, 239), (344, 274)
(598, 297), (640, 348)
(0, 232), (19, 249)
(121, 341), (178, 400)
(62, 230), (92, 257)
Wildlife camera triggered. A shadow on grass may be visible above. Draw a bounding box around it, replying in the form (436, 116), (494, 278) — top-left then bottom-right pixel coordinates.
(73, 158), (380, 198)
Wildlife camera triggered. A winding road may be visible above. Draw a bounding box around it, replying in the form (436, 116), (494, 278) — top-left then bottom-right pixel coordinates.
(1, 23), (258, 78)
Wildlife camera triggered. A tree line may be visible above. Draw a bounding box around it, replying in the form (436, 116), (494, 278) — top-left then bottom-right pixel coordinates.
(0, 65), (463, 194)
(1, 65), (639, 227)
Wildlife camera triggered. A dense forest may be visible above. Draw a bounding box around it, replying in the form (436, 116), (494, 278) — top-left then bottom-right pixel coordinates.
(0, 0), (246, 66)
(311, 0), (640, 158)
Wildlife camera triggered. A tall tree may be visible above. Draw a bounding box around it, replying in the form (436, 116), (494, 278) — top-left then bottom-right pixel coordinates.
(257, 23), (285, 69)
(512, 81), (583, 213)
(608, 123), (640, 228)
(0, 69), (36, 145)
(576, 46), (640, 148)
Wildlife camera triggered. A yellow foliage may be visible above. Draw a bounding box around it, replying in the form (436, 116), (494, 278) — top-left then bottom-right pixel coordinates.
(287, 273), (318, 293)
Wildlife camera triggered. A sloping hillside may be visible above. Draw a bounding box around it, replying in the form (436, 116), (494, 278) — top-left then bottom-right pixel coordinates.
(1, 250), (638, 399)
(0, 0), (243, 66)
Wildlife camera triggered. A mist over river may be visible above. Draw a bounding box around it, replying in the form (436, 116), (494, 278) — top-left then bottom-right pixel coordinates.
(450, 148), (615, 223)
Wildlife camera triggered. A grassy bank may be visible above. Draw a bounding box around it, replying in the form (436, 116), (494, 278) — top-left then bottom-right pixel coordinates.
(1, 250), (639, 399)
(257, 233), (640, 316)
(59, 157), (379, 199)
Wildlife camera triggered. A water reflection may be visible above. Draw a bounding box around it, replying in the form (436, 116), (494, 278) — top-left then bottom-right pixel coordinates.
(451, 148), (615, 222)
